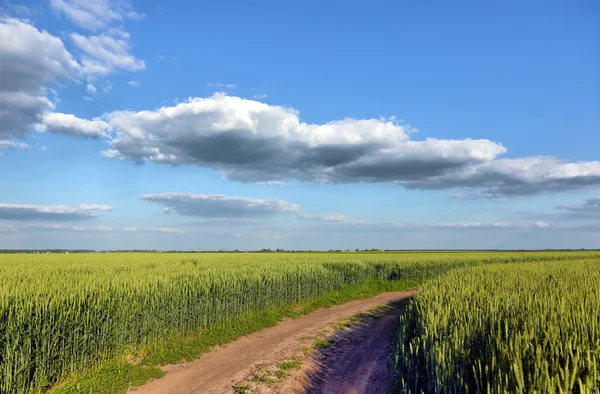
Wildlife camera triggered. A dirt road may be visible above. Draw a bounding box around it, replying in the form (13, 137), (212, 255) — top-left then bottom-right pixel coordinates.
(129, 290), (415, 394)
(294, 300), (409, 394)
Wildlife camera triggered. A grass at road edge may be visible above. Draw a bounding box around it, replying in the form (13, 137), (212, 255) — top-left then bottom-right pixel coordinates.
(50, 278), (418, 394)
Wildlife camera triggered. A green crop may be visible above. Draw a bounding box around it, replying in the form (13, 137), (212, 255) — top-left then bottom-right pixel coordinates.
(391, 259), (600, 393)
(0, 251), (598, 393)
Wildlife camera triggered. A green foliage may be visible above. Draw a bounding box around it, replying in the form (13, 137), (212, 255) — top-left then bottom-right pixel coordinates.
(278, 356), (302, 371)
(313, 338), (334, 349)
(390, 259), (600, 393)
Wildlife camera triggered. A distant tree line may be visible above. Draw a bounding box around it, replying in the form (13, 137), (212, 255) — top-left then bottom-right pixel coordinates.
(0, 249), (96, 254)
(1, 248), (595, 254)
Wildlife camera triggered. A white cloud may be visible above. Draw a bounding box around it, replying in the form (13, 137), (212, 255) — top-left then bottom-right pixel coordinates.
(41, 112), (110, 138)
(0, 203), (113, 221)
(97, 94), (504, 184)
(139, 192), (300, 218)
(256, 181), (286, 186)
(102, 81), (113, 94)
(297, 214), (347, 222)
(127, 80), (140, 86)
(428, 221), (515, 228)
(234, 233), (283, 240)
(309, 220), (550, 232)
(9, 83), (595, 197)
(86, 83), (97, 94)
(79, 204), (114, 211)
(207, 82), (237, 89)
(253, 93), (268, 99)
(0, 140), (29, 154)
(41, 145), (48, 151)
(0, 224), (183, 234)
(120, 227), (184, 234)
(405, 156), (600, 197)
(0, 17), (79, 138)
(71, 31), (145, 76)
(49, 0), (145, 31)
(49, 0), (145, 81)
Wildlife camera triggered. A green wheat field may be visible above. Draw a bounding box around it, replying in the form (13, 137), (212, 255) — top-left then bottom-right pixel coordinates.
(1, 251), (599, 393)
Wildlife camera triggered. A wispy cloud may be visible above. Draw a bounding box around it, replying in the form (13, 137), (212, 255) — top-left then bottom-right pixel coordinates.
(297, 214), (347, 222)
(0, 203), (113, 221)
(0, 224), (183, 234)
(140, 193), (300, 218)
(207, 82), (237, 89)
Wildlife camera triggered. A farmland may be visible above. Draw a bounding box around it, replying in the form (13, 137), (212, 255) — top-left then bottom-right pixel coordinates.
(0, 251), (599, 394)
(391, 258), (600, 393)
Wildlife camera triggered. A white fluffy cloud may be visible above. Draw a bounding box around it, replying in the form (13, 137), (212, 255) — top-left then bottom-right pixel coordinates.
(51, 0), (145, 78)
(0, 203), (113, 221)
(98, 94), (505, 184)
(50, 0), (144, 31)
(0, 17), (80, 138)
(139, 192), (300, 218)
(0, 13), (143, 140)
(2, 14), (597, 199)
(82, 93), (598, 197)
(41, 113), (110, 138)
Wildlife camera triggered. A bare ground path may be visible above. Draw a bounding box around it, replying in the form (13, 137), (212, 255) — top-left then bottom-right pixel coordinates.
(291, 299), (410, 394)
(129, 290), (415, 394)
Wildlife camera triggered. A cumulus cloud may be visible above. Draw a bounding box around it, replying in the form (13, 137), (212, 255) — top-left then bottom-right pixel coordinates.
(97, 94), (504, 183)
(41, 112), (110, 138)
(410, 157), (600, 198)
(297, 214), (347, 222)
(0, 17), (79, 138)
(139, 192), (300, 218)
(49, 0), (144, 31)
(37, 94), (584, 197)
(127, 80), (140, 87)
(0, 203), (113, 221)
(253, 93), (268, 99)
(0, 15), (141, 140)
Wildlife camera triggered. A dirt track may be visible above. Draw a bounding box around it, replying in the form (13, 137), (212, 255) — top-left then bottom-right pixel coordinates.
(129, 290), (416, 394)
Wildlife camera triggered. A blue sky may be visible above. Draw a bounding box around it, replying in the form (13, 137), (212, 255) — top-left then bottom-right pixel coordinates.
(0, 0), (599, 250)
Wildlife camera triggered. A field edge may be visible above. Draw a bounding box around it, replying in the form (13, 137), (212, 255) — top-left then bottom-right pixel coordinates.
(48, 278), (418, 394)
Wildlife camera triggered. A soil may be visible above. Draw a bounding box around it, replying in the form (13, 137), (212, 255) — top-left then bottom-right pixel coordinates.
(128, 290), (416, 394)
